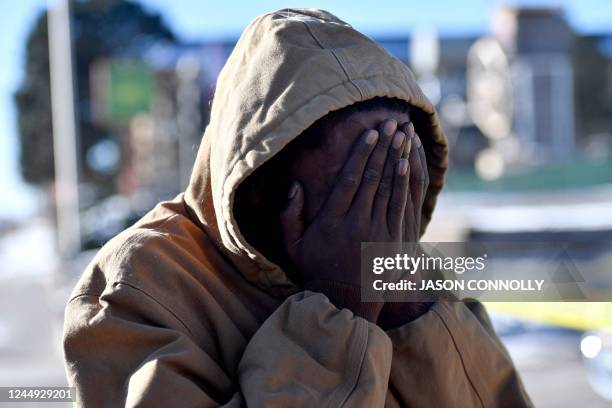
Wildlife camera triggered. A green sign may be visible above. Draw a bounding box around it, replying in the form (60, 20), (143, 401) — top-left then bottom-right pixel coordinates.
(92, 59), (153, 125)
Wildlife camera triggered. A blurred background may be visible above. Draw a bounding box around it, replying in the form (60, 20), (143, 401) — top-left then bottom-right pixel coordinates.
(1, 0), (611, 406)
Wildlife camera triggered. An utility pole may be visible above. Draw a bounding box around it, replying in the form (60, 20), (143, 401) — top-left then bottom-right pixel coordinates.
(47, 0), (81, 258)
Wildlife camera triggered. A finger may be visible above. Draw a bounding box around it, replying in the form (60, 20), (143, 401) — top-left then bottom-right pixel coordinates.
(415, 132), (430, 207)
(388, 158), (411, 236)
(401, 122), (414, 159)
(409, 132), (427, 222)
(372, 130), (405, 222)
(280, 181), (305, 258)
(400, 122), (421, 239)
(322, 129), (379, 218)
(350, 118), (397, 217)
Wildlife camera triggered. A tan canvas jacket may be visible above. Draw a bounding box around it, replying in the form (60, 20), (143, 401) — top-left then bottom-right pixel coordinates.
(63, 8), (532, 407)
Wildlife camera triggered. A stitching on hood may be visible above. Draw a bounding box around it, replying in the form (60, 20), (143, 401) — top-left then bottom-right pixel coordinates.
(227, 71), (416, 177)
(299, 19), (365, 101)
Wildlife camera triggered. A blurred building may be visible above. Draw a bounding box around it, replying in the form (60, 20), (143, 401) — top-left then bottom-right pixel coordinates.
(508, 7), (575, 161)
(467, 6), (611, 177)
(77, 5), (612, 247)
(373, 6), (612, 181)
(489, 7), (575, 163)
(82, 52), (207, 247)
(89, 4), (612, 203)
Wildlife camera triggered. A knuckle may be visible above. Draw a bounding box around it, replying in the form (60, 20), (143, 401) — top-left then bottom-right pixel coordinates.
(387, 199), (405, 216)
(337, 173), (359, 189)
(362, 168), (381, 184)
(376, 180), (392, 197)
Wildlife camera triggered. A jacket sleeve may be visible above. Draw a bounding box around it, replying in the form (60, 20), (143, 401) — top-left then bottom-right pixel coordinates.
(63, 285), (393, 407)
(384, 300), (533, 408)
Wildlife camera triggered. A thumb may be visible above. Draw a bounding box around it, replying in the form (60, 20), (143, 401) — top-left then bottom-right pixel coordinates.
(280, 181), (304, 258)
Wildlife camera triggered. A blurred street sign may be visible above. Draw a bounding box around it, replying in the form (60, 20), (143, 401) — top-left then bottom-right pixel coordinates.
(91, 60), (153, 125)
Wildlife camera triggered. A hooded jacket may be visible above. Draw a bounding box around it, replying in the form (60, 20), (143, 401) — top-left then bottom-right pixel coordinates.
(63, 8), (532, 407)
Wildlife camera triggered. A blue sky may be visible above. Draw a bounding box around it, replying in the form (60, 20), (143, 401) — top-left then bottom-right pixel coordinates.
(138, 0), (612, 40)
(0, 0), (610, 219)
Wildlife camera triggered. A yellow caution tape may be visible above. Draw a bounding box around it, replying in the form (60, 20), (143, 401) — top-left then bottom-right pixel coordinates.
(484, 302), (612, 330)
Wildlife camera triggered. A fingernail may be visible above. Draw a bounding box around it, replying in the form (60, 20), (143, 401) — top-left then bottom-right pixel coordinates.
(392, 131), (405, 149)
(408, 122), (415, 139)
(403, 137), (412, 158)
(398, 159), (409, 176)
(414, 134), (422, 148)
(383, 119), (397, 136)
(288, 182), (299, 199)
(365, 130), (378, 145)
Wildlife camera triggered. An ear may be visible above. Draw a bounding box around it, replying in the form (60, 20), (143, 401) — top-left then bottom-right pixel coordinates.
(279, 181), (305, 258)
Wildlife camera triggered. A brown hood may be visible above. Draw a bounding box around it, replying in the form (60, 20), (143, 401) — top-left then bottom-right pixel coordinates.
(184, 8), (448, 296)
(64, 13), (532, 405)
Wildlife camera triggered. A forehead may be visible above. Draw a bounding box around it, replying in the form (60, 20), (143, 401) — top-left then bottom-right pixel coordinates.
(338, 108), (410, 131)
(325, 107), (411, 149)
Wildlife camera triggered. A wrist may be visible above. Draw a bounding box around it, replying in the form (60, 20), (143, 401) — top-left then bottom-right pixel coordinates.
(304, 280), (383, 323)
(378, 301), (432, 330)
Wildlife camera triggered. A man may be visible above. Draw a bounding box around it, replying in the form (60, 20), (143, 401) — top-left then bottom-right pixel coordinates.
(63, 8), (532, 407)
